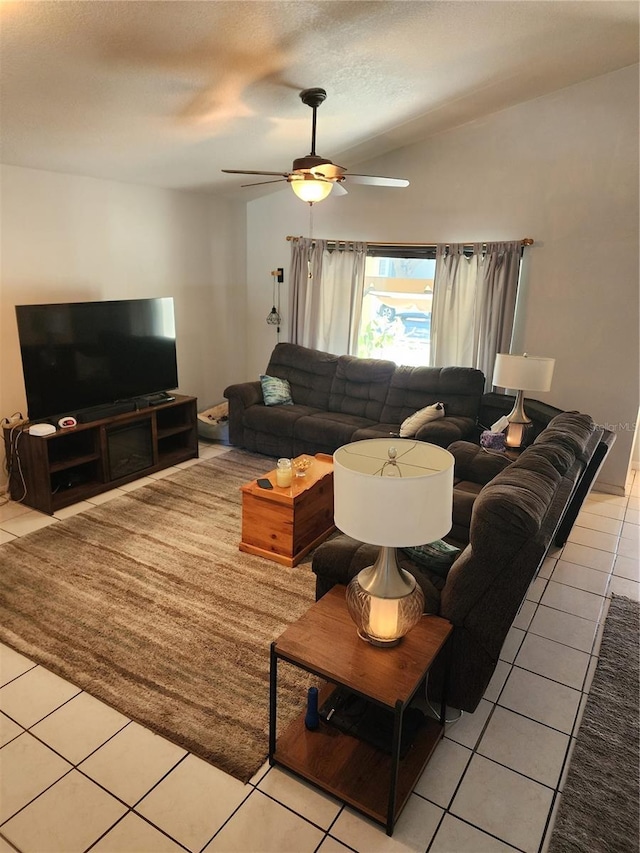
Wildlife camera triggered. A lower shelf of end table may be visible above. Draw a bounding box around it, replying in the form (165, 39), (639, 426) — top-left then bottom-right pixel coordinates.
(269, 586), (453, 835)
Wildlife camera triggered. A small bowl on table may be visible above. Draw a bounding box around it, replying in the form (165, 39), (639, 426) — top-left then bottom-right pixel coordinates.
(292, 455), (313, 478)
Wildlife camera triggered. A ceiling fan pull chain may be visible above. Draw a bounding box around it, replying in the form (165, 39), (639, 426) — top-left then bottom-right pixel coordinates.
(307, 205), (314, 279)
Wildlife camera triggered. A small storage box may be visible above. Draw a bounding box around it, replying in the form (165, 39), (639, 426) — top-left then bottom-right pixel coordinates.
(480, 430), (506, 451)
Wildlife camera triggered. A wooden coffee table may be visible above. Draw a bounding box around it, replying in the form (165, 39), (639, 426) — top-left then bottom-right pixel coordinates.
(239, 453), (335, 567)
(269, 586), (453, 835)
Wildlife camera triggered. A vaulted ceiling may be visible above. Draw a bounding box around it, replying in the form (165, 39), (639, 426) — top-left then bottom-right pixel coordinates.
(1, 1), (637, 196)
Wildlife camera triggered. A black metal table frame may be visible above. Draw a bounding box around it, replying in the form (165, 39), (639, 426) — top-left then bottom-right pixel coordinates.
(268, 633), (452, 836)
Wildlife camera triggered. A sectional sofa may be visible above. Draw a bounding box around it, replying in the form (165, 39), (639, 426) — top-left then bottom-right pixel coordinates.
(312, 412), (616, 712)
(224, 343), (486, 457)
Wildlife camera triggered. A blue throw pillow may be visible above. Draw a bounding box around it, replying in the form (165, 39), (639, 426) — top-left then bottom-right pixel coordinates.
(401, 539), (461, 579)
(260, 374), (294, 406)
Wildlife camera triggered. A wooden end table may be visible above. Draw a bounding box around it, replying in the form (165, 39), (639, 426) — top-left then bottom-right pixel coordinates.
(239, 453), (335, 567)
(269, 585), (453, 835)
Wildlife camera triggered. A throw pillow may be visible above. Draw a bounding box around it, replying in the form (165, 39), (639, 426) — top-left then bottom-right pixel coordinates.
(259, 374), (294, 406)
(401, 539), (461, 579)
(399, 402), (445, 438)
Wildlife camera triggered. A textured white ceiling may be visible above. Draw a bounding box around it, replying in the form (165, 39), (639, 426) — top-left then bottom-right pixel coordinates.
(0, 0), (637, 196)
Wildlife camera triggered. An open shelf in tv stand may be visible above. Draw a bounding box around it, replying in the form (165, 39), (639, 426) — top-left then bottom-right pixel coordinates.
(3, 395), (198, 515)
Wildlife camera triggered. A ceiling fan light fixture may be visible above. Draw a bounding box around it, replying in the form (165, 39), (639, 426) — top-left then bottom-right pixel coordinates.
(290, 175), (333, 203)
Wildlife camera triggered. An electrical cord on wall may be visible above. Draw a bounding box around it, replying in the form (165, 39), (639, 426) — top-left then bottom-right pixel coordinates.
(1, 414), (28, 505)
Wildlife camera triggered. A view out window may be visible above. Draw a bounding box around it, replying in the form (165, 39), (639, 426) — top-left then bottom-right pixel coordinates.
(355, 255), (436, 366)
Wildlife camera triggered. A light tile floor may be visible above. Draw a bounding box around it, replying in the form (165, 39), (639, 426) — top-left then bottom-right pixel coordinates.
(0, 450), (638, 853)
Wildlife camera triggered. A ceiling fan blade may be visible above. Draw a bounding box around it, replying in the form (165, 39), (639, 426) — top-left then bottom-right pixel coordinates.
(332, 182), (348, 196)
(240, 179), (288, 187)
(222, 169), (290, 177)
(346, 174), (410, 187)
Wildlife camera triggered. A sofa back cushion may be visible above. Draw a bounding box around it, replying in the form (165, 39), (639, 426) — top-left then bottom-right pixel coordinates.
(266, 343), (339, 409)
(441, 450), (562, 625)
(328, 355), (396, 420)
(449, 441), (513, 485)
(471, 452), (561, 559)
(533, 412), (596, 466)
(380, 366), (485, 424)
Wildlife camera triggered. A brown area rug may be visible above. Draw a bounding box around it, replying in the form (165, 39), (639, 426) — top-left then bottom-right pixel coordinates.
(0, 450), (317, 782)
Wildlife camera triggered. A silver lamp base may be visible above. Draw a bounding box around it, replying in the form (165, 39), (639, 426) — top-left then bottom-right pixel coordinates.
(504, 389), (532, 449)
(346, 546), (425, 647)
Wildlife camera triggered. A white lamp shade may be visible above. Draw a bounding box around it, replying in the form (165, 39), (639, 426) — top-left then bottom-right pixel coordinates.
(290, 175), (333, 203)
(333, 439), (454, 547)
(493, 353), (555, 392)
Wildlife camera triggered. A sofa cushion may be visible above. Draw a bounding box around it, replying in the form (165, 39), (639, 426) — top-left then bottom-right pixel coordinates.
(259, 374), (293, 406)
(244, 403), (322, 438)
(328, 355), (396, 420)
(400, 402), (445, 437)
(265, 343), (339, 409)
(380, 365), (485, 423)
(353, 416), (477, 448)
(528, 439), (575, 475)
(294, 411), (377, 450)
(450, 483), (481, 545)
(350, 423), (403, 442)
(468, 451), (561, 565)
(533, 412), (595, 463)
(448, 441), (513, 485)
(414, 416), (477, 447)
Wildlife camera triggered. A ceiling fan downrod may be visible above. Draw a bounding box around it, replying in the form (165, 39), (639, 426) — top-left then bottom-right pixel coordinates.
(293, 88), (328, 172)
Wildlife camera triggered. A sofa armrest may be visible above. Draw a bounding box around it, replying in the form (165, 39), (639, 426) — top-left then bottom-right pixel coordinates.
(224, 381), (263, 408)
(448, 441), (513, 485)
(553, 429), (616, 546)
(414, 416), (476, 447)
(223, 381), (263, 446)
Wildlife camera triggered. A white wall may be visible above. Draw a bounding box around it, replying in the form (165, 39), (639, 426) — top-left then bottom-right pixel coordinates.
(0, 166), (244, 483)
(2, 65), (636, 492)
(243, 65), (639, 493)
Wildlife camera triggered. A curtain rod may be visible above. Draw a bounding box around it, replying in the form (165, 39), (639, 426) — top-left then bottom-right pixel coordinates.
(286, 236), (534, 247)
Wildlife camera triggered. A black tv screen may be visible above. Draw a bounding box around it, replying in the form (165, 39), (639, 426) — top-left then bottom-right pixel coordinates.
(16, 297), (179, 420)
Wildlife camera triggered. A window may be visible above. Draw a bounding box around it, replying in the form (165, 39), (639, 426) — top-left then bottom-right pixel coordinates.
(356, 255), (436, 366)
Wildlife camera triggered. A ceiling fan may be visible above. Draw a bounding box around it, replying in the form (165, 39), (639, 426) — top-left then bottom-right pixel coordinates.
(222, 87), (410, 203)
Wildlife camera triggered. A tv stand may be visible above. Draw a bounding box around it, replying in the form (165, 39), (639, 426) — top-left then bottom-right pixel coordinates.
(3, 395), (198, 515)
(75, 400), (138, 423)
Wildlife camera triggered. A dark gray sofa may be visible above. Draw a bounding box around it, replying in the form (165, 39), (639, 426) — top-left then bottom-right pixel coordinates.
(224, 343), (486, 457)
(312, 411), (615, 713)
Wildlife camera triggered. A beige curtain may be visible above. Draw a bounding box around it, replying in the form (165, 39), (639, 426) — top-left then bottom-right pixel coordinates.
(289, 237), (323, 346)
(431, 244), (483, 368)
(476, 241), (522, 387)
(431, 241), (522, 387)
(288, 238), (367, 354)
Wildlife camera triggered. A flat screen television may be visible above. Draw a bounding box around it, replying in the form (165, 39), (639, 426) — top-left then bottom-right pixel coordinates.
(15, 297), (179, 421)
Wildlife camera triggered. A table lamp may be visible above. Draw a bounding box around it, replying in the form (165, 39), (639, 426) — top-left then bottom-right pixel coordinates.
(493, 353), (556, 449)
(333, 439), (454, 647)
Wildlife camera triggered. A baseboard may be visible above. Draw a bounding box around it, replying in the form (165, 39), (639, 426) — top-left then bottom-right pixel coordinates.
(592, 482), (626, 497)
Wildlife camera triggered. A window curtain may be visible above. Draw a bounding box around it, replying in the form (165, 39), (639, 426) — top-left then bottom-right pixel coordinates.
(430, 241), (522, 388)
(475, 241), (522, 388)
(431, 243), (482, 369)
(288, 238), (367, 354)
